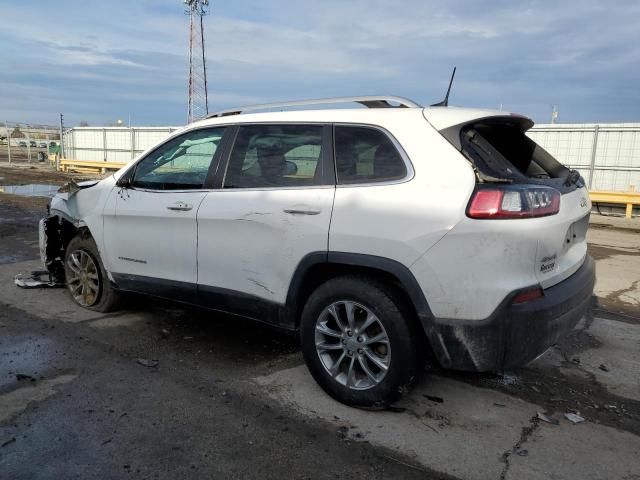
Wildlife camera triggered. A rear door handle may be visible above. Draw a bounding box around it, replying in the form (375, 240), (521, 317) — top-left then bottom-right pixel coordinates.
(283, 208), (321, 216)
(167, 201), (193, 212)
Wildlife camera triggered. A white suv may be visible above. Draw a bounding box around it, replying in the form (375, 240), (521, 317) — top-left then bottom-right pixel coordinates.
(39, 96), (595, 407)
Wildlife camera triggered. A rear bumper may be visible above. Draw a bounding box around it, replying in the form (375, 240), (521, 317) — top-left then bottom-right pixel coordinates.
(425, 255), (596, 372)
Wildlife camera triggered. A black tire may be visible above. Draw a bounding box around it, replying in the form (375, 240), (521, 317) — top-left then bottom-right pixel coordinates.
(300, 275), (422, 408)
(64, 233), (120, 313)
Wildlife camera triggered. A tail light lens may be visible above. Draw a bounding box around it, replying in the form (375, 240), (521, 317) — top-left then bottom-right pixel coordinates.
(467, 185), (561, 219)
(512, 286), (544, 304)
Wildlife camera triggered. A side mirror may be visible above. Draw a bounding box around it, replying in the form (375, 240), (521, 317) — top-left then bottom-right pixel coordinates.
(284, 160), (298, 176)
(116, 176), (132, 189)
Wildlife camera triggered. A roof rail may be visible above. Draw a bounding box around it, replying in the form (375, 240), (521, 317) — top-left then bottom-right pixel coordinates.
(206, 95), (422, 118)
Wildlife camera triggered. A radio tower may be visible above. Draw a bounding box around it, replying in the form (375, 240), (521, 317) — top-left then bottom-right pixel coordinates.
(184, 0), (209, 123)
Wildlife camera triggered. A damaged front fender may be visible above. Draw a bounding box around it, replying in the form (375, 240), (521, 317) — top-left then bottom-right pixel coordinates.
(56, 179), (100, 201)
(36, 175), (116, 284)
(38, 215), (78, 284)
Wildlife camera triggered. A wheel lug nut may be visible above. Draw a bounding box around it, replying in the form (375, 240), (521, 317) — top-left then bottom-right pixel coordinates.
(357, 336), (363, 342)
(347, 331), (353, 337)
(347, 350), (353, 356)
(357, 348), (363, 355)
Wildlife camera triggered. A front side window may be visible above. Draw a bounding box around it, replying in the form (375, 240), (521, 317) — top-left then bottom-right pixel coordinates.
(334, 126), (407, 184)
(132, 127), (225, 190)
(224, 124), (325, 188)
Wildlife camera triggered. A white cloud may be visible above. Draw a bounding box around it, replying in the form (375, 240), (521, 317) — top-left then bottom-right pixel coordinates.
(1, 0), (639, 124)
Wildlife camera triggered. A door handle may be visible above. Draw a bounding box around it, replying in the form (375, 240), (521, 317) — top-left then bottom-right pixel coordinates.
(283, 208), (321, 215)
(167, 201), (193, 212)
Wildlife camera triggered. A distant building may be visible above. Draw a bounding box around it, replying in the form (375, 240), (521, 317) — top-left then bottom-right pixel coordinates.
(10, 127), (25, 139)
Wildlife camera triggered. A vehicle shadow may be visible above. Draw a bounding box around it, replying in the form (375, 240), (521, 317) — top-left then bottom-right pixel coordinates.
(122, 292), (300, 365)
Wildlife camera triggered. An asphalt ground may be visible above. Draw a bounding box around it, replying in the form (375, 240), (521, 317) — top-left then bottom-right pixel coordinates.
(1, 164), (639, 479)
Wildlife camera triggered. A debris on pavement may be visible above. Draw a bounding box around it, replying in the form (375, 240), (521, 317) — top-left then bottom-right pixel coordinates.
(599, 364), (610, 372)
(336, 426), (349, 439)
(565, 412), (585, 424)
(136, 358), (159, 368)
(14, 270), (63, 289)
(423, 394), (444, 403)
(537, 411), (559, 425)
(1, 438), (16, 448)
(16, 373), (36, 382)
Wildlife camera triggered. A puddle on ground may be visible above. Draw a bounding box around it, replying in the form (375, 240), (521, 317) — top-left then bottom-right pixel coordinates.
(0, 184), (59, 198)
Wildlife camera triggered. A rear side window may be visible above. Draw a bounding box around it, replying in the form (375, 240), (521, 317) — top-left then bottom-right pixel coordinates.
(334, 126), (407, 184)
(224, 124), (325, 188)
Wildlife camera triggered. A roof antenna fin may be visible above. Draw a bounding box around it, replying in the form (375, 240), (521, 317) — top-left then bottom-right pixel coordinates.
(431, 67), (456, 107)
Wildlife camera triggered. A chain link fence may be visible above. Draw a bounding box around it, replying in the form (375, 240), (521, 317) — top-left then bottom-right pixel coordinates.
(1, 121), (61, 164)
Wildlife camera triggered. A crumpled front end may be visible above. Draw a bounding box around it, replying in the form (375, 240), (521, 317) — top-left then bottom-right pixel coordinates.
(16, 177), (112, 288)
(38, 213), (79, 284)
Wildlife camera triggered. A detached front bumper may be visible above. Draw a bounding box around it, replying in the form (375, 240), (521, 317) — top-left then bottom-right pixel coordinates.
(426, 256), (596, 372)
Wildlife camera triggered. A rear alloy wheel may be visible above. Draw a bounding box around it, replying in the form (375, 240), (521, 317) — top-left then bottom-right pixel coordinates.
(64, 234), (120, 312)
(315, 300), (391, 390)
(301, 275), (421, 408)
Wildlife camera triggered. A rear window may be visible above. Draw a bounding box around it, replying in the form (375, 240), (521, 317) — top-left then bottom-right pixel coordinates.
(334, 126), (407, 184)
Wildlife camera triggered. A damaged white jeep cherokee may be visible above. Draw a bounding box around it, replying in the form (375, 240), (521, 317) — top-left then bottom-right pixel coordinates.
(39, 96), (595, 407)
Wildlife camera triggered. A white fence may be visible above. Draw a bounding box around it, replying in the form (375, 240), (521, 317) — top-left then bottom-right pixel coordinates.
(63, 123), (640, 192)
(63, 127), (180, 164)
(528, 123), (640, 192)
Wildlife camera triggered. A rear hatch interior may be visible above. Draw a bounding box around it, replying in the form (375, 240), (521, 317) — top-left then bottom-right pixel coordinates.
(440, 116), (583, 193)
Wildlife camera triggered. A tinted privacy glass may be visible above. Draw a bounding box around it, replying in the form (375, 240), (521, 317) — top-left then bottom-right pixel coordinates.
(133, 128), (225, 190)
(334, 126), (406, 184)
(224, 125), (325, 188)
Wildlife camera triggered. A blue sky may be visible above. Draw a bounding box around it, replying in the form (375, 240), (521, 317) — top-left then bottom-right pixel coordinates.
(1, 0), (639, 126)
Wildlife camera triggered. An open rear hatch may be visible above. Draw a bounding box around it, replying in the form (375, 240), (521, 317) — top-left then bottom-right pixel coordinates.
(433, 112), (591, 289)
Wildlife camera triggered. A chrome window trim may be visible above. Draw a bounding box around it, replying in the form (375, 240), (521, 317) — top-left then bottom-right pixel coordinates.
(125, 121), (415, 193)
(332, 122), (415, 188)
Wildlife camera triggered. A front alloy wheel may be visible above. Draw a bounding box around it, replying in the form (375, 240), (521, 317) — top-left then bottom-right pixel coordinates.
(315, 301), (391, 390)
(66, 249), (101, 307)
(64, 234), (120, 312)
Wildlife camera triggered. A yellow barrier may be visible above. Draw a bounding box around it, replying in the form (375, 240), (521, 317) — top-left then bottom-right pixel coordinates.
(59, 159), (126, 174)
(590, 186), (638, 219)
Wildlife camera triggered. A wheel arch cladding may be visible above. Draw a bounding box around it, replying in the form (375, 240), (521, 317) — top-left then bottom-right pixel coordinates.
(286, 251), (435, 350)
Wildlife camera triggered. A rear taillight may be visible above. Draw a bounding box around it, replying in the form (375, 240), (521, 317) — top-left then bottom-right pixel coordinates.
(467, 185), (561, 219)
(512, 286), (544, 304)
